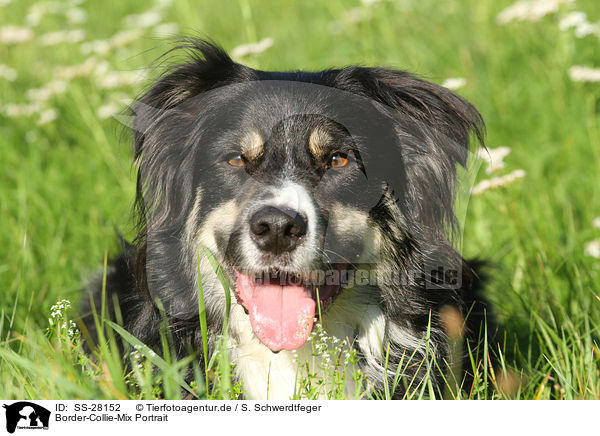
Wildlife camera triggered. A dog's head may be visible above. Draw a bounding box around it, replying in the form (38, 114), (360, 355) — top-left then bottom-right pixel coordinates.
(132, 40), (483, 352)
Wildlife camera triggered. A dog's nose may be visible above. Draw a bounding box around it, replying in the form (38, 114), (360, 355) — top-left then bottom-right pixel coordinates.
(249, 206), (307, 254)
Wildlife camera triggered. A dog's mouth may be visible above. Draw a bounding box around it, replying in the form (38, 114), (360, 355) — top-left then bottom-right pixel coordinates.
(233, 267), (346, 352)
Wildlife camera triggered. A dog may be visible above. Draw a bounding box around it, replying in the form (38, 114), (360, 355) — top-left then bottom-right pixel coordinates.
(83, 39), (494, 399)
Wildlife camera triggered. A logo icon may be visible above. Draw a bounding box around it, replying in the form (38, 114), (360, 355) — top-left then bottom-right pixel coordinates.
(2, 402), (50, 434)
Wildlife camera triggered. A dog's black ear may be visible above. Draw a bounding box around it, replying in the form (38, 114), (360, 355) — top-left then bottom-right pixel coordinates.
(333, 67), (485, 235)
(132, 40), (241, 158)
(332, 67), (484, 163)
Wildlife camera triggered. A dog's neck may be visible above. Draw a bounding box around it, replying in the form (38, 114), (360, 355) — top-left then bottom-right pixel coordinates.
(228, 287), (424, 400)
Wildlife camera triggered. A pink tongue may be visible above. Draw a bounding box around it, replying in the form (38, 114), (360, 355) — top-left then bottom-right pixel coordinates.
(236, 274), (315, 351)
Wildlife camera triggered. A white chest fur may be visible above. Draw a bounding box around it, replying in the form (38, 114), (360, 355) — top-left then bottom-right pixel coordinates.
(228, 292), (421, 400)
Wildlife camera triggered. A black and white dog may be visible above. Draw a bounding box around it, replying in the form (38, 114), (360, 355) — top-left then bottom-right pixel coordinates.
(83, 40), (493, 399)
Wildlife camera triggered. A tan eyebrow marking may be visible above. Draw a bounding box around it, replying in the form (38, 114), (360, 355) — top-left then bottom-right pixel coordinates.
(240, 130), (264, 161)
(308, 127), (332, 159)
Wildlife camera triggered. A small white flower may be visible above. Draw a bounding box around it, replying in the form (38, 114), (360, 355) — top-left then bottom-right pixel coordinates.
(55, 58), (110, 80)
(3, 102), (41, 117)
(593, 217), (600, 230)
(584, 239), (600, 258)
(231, 37), (274, 58)
(496, 1), (529, 24)
(496, 0), (574, 25)
(471, 169), (526, 195)
(50, 299), (72, 315)
(441, 77), (467, 90)
(26, 80), (68, 103)
(573, 21), (600, 38)
(110, 29), (143, 48)
(0, 25), (34, 44)
(569, 66), (600, 82)
(559, 11), (587, 31)
(66, 7), (87, 24)
(154, 0), (173, 8)
(0, 64), (17, 81)
(39, 29), (86, 46)
(26, 3), (59, 26)
(344, 7), (370, 24)
(38, 108), (58, 125)
(0, 0), (13, 6)
(123, 10), (163, 28)
(97, 102), (121, 119)
(81, 29), (143, 56)
(81, 39), (111, 56)
(477, 146), (512, 174)
(153, 22), (179, 37)
(97, 70), (147, 89)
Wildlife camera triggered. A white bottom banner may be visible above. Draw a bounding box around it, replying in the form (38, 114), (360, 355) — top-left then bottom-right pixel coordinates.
(0, 400), (596, 435)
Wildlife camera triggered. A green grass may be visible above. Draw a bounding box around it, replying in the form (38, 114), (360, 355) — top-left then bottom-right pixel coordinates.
(1, 0), (599, 399)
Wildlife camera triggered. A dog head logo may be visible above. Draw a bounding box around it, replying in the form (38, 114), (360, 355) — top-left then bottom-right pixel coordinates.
(2, 402), (50, 433)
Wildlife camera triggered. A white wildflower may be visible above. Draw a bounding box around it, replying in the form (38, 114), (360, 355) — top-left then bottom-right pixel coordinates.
(573, 21), (600, 38)
(152, 22), (179, 37)
(123, 10), (163, 28)
(67, 320), (78, 338)
(26, 80), (68, 103)
(441, 77), (467, 90)
(348, 7), (370, 23)
(25, 9), (44, 26)
(231, 37), (274, 58)
(496, 0), (574, 25)
(109, 28), (143, 48)
(0, 0), (13, 6)
(559, 11), (586, 30)
(0, 64), (17, 81)
(80, 39), (111, 55)
(66, 7), (87, 24)
(593, 217), (600, 230)
(3, 102), (41, 117)
(38, 108), (58, 125)
(39, 29), (86, 46)
(97, 102), (121, 119)
(477, 146), (511, 174)
(584, 239), (600, 258)
(25, 1), (64, 27)
(154, 0), (173, 8)
(54, 57), (110, 80)
(97, 70), (147, 89)
(0, 25), (34, 44)
(569, 66), (600, 82)
(50, 299), (72, 317)
(471, 169), (526, 195)
(496, 1), (530, 24)
(109, 92), (133, 106)
(81, 29), (143, 55)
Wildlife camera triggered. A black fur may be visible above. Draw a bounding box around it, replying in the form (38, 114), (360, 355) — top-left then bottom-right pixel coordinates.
(82, 39), (495, 399)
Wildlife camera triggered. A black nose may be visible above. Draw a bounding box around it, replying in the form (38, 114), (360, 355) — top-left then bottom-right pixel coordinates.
(249, 206), (307, 254)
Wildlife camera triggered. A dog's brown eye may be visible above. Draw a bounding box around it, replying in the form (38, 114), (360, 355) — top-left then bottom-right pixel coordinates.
(227, 154), (246, 167)
(329, 152), (348, 168)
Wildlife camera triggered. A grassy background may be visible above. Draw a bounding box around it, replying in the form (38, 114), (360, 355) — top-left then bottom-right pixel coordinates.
(1, 0), (599, 399)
